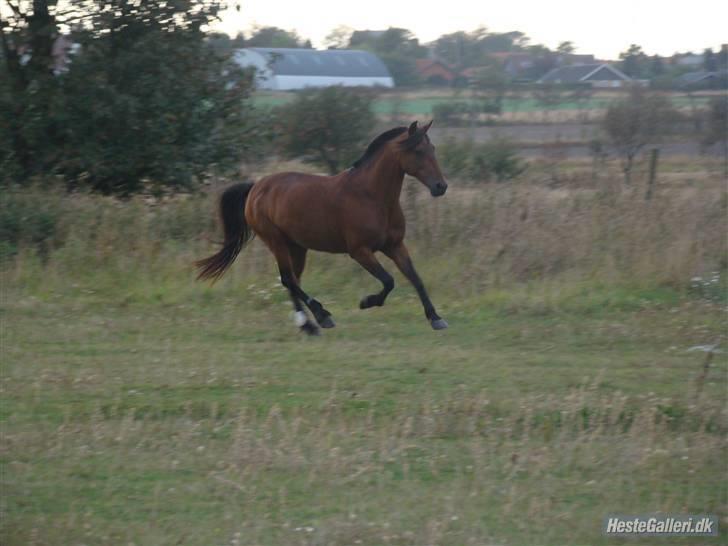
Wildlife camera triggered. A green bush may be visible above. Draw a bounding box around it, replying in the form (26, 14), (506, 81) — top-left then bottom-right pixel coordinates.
(438, 137), (525, 183)
(274, 87), (377, 174)
(0, 187), (64, 261)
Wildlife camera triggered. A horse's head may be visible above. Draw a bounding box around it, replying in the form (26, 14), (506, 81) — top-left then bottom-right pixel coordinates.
(397, 121), (448, 198)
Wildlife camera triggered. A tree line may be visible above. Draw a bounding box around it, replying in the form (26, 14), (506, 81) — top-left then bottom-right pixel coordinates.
(217, 26), (727, 88)
(2, 2), (725, 196)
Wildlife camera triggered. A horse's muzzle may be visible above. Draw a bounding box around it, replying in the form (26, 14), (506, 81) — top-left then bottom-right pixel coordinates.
(430, 181), (448, 197)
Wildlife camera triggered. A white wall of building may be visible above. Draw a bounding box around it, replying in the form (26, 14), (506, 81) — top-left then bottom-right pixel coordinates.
(233, 49), (394, 91)
(269, 75), (394, 90)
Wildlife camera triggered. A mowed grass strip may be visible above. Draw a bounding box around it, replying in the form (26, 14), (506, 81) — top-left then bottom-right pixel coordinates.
(2, 281), (726, 545)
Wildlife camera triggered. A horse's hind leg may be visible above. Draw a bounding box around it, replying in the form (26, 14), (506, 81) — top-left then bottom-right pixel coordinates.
(263, 235), (320, 336)
(289, 244), (335, 328)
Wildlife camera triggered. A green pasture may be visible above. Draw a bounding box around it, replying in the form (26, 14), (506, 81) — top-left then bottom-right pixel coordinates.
(252, 91), (709, 117)
(3, 271), (726, 546)
(1, 172), (726, 545)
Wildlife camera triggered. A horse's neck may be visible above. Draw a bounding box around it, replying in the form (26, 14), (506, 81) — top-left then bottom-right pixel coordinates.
(360, 152), (404, 208)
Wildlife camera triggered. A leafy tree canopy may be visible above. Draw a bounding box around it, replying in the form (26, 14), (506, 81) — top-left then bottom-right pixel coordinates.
(347, 28), (426, 86)
(1, 0), (257, 195)
(245, 25), (311, 49)
(274, 86), (376, 175)
(432, 27), (531, 69)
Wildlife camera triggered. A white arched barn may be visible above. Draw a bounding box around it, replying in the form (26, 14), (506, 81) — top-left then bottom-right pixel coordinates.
(233, 48), (395, 90)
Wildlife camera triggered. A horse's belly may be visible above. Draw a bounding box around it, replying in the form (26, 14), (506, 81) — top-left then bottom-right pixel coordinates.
(289, 230), (348, 254)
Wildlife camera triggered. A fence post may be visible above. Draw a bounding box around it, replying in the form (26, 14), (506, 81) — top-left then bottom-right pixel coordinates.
(645, 148), (659, 201)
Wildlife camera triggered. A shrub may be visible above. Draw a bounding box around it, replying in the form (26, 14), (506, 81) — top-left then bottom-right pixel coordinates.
(602, 88), (678, 184)
(275, 87), (377, 174)
(472, 139), (526, 182)
(432, 100), (501, 127)
(438, 137), (525, 183)
(0, 186), (64, 261)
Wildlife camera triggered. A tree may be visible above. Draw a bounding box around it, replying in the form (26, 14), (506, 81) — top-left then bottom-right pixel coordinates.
(557, 41), (575, 55)
(648, 55), (665, 77)
(432, 27), (531, 70)
(0, 0), (61, 177)
(432, 28), (485, 69)
(0, 0), (255, 194)
(520, 45), (558, 80)
(468, 61), (510, 117)
(275, 87), (376, 174)
(324, 25), (353, 50)
(602, 88), (677, 184)
(718, 45), (728, 71)
(619, 44), (647, 78)
(480, 31), (525, 53)
(703, 48), (718, 72)
(348, 27), (426, 86)
(245, 26), (310, 48)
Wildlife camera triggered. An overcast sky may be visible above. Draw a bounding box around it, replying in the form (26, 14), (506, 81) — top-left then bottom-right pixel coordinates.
(214, 0), (727, 59)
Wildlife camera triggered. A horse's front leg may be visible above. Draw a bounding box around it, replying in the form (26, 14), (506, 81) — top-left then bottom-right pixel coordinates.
(349, 247), (395, 309)
(383, 242), (448, 330)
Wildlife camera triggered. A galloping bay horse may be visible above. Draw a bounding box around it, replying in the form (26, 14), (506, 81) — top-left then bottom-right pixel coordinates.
(195, 120), (449, 335)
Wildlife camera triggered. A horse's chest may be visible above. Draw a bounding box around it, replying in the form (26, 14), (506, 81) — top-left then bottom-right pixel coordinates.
(384, 209), (405, 239)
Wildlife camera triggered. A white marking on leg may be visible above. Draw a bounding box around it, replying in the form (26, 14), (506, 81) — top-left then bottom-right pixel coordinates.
(293, 311), (307, 327)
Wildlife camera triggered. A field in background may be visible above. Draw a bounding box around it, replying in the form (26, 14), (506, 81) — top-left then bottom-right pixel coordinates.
(1, 159), (726, 545)
(252, 89), (713, 121)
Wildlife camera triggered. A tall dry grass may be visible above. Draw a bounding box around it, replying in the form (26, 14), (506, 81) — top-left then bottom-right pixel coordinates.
(3, 165), (724, 301)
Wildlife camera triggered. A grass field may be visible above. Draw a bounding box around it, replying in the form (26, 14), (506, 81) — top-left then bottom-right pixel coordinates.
(252, 90), (711, 119)
(1, 162), (726, 545)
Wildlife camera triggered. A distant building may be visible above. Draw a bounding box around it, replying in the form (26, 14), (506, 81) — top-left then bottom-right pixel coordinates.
(415, 59), (460, 85)
(555, 53), (596, 66)
(676, 70), (728, 90)
(490, 52), (536, 78)
(233, 48), (394, 90)
(538, 63), (633, 87)
(673, 53), (704, 68)
(486, 51), (593, 81)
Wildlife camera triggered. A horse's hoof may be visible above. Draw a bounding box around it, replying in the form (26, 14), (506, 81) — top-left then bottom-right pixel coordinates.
(318, 316), (336, 329)
(301, 322), (320, 336)
(431, 318), (448, 330)
(359, 295), (381, 309)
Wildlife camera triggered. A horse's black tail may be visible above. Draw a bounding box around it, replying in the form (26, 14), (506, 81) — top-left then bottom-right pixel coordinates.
(195, 182), (255, 282)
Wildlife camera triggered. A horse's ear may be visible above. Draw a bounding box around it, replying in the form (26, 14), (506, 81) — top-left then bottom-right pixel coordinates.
(408, 121), (418, 135)
(422, 120), (433, 134)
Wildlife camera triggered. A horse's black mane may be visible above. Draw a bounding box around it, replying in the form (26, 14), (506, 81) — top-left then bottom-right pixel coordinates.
(351, 127), (408, 169)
